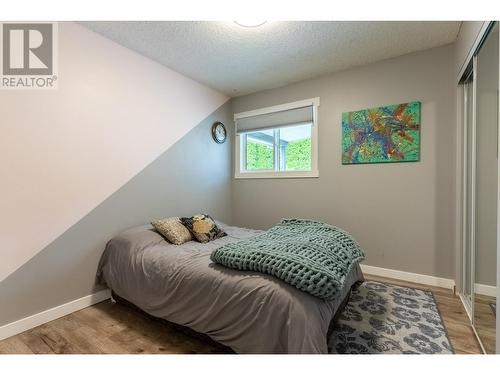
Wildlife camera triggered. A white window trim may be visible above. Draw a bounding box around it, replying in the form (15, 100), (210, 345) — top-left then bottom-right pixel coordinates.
(234, 97), (320, 179)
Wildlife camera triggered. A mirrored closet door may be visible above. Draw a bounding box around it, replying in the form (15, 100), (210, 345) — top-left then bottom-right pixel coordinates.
(474, 21), (498, 354)
(462, 22), (498, 354)
(462, 69), (474, 314)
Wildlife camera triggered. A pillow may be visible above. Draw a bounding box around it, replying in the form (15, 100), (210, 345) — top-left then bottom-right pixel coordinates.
(151, 217), (193, 245)
(180, 214), (227, 243)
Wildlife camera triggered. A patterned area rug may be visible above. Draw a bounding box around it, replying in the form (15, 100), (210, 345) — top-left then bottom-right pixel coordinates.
(329, 281), (454, 354)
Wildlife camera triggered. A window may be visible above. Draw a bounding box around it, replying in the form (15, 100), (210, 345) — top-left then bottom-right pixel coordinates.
(234, 98), (319, 178)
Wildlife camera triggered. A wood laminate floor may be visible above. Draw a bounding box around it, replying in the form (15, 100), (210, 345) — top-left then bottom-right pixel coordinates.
(474, 294), (496, 354)
(0, 275), (483, 354)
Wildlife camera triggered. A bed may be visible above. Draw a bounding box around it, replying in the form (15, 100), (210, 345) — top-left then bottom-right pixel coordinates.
(97, 222), (364, 354)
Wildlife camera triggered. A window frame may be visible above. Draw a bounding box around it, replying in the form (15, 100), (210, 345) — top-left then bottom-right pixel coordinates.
(234, 98), (320, 179)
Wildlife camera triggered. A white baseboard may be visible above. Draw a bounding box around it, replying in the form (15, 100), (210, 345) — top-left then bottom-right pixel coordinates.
(0, 289), (111, 341)
(360, 264), (455, 290)
(475, 283), (497, 297)
(0, 266), (459, 342)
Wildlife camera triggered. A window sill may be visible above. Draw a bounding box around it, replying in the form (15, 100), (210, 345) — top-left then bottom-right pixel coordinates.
(234, 170), (319, 179)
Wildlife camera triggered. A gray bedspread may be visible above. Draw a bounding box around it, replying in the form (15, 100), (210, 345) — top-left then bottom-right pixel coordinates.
(97, 222), (364, 354)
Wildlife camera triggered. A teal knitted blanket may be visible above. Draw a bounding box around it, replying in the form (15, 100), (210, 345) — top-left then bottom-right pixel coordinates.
(210, 218), (365, 300)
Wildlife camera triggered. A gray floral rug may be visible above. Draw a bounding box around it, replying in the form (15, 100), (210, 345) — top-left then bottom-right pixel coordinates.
(329, 281), (454, 354)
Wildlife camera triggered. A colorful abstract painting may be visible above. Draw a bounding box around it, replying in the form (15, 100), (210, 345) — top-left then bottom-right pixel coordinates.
(342, 101), (421, 164)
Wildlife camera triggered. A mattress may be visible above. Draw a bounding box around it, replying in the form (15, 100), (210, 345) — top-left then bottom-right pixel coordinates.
(97, 222), (364, 354)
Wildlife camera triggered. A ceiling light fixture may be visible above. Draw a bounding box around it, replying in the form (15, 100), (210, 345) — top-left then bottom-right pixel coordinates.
(234, 20), (267, 28)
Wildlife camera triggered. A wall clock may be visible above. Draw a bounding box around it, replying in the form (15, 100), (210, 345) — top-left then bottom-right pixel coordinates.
(211, 121), (227, 144)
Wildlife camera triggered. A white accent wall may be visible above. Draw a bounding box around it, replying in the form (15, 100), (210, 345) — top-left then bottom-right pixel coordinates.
(0, 22), (228, 282)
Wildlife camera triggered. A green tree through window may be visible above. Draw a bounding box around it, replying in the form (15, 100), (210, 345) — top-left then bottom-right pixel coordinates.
(246, 137), (311, 171)
(246, 140), (273, 170)
(285, 138), (311, 170)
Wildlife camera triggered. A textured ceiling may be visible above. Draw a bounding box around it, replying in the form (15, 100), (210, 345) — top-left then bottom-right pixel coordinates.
(80, 21), (461, 97)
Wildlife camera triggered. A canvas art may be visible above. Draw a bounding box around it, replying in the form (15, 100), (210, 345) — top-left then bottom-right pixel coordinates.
(342, 101), (421, 164)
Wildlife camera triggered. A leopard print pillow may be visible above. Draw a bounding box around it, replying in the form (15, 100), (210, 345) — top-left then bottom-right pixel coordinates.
(180, 214), (226, 243)
(151, 217), (193, 245)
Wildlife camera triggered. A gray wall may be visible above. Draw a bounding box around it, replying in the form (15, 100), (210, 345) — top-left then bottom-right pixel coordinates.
(232, 45), (456, 279)
(0, 102), (233, 326)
